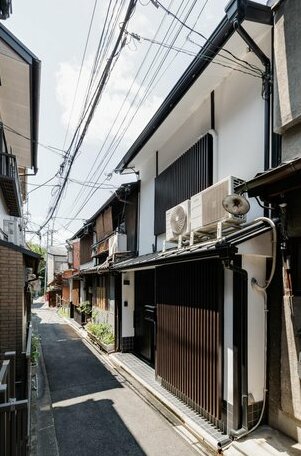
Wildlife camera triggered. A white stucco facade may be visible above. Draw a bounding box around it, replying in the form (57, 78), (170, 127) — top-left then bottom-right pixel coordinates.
(117, 17), (274, 433)
(134, 27), (270, 256)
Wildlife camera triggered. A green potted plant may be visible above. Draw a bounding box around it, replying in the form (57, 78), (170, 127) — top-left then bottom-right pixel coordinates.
(78, 300), (92, 324)
(86, 322), (115, 353)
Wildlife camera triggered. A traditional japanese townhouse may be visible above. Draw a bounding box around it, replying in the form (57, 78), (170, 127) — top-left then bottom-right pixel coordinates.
(66, 182), (139, 337)
(0, 20), (40, 380)
(235, 0), (301, 445)
(112, 0), (282, 444)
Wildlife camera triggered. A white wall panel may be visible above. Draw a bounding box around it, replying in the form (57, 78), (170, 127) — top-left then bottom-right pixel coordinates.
(121, 271), (135, 337)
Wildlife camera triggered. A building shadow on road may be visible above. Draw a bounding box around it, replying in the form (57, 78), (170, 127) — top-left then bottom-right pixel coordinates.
(33, 309), (123, 403)
(32, 306), (147, 455)
(54, 398), (146, 456)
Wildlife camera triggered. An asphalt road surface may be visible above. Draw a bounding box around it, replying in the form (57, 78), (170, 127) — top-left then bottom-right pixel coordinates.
(34, 305), (198, 456)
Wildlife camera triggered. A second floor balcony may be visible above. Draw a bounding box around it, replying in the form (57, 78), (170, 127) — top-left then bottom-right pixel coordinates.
(0, 152), (22, 217)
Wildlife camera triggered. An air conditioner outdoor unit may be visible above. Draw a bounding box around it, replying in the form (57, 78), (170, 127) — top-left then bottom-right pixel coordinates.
(109, 233), (127, 256)
(3, 217), (24, 246)
(190, 176), (246, 232)
(166, 200), (191, 242)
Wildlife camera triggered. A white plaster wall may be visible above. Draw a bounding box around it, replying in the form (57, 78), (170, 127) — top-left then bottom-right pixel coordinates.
(215, 68), (264, 183)
(242, 254), (267, 403)
(157, 96), (211, 174)
(137, 154), (156, 255)
(80, 280), (85, 303)
(135, 31), (270, 254)
(69, 278), (73, 302)
(223, 232), (272, 408)
(224, 268), (234, 405)
(121, 271), (135, 337)
(47, 254), (55, 284)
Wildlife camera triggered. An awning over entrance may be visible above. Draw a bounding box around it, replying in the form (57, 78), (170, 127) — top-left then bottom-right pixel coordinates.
(113, 220), (272, 270)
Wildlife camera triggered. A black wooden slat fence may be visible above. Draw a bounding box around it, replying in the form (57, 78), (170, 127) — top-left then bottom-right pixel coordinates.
(156, 260), (224, 428)
(154, 133), (213, 235)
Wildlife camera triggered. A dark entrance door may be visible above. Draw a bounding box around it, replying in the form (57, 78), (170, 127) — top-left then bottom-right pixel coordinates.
(134, 269), (155, 365)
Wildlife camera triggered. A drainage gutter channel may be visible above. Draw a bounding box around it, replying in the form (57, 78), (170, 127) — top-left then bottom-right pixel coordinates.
(109, 355), (221, 455)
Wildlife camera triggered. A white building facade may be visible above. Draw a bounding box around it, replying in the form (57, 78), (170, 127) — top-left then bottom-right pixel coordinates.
(113, 1), (278, 441)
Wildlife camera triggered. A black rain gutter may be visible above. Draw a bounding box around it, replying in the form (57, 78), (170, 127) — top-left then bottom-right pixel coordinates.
(31, 58), (41, 174)
(115, 0), (272, 174)
(0, 23), (41, 174)
(225, 0), (273, 172)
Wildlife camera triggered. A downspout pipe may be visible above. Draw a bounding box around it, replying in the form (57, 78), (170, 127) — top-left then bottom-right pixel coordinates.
(232, 22), (272, 171)
(225, 260), (249, 433)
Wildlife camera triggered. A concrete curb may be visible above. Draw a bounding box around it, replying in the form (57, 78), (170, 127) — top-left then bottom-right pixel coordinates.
(32, 314), (59, 456)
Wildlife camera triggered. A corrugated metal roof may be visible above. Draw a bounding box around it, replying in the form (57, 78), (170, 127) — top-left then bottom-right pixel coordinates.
(79, 259), (110, 275)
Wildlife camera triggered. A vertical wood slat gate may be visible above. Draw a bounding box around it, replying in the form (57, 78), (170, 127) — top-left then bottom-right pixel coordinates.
(156, 260), (224, 428)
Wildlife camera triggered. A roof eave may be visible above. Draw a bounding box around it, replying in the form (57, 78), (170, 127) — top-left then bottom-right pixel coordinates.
(0, 23), (41, 173)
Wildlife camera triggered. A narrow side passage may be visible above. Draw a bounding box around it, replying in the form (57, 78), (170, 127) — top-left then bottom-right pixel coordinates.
(34, 305), (198, 456)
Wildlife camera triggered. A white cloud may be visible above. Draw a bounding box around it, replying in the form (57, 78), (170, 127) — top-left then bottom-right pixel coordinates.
(55, 50), (163, 149)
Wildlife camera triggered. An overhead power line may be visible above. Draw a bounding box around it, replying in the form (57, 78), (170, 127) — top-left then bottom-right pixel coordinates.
(39, 0), (138, 233)
(62, 0), (199, 227)
(125, 30), (262, 77)
(63, 0), (262, 227)
(150, 0), (263, 74)
(63, 0), (214, 225)
(2, 123), (66, 156)
(62, 0), (99, 150)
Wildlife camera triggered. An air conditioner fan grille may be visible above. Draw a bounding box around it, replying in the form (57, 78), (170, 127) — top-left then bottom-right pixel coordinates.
(170, 206), (187, 235)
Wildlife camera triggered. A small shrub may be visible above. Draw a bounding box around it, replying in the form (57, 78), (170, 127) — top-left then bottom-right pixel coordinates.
(79, 301), (92, 315)
(86, 322), (114, 345)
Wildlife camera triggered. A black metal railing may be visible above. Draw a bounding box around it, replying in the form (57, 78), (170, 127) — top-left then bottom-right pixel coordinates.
(0, 152), (17, 179)
(0, 151), (23, 215)
(0, 352), (29, 456)
(0, 322), (33, 456)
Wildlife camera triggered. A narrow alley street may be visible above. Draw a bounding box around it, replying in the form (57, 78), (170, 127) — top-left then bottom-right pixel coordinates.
(32, 303), (199, 456)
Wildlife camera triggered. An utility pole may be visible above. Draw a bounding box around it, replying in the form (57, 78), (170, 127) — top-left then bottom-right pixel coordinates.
(44, 227), (49, 296)
(44, 226), (57, 298)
